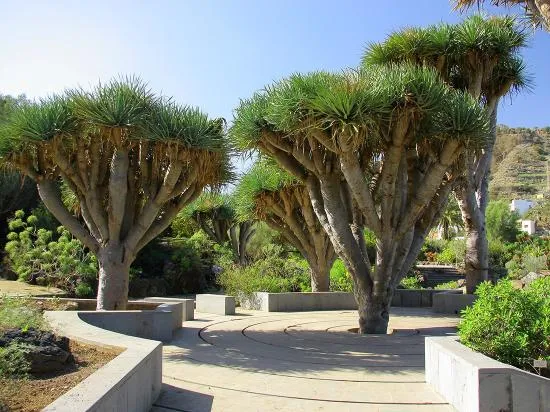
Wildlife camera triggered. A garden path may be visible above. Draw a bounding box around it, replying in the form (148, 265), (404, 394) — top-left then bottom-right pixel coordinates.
(151, 308), (458, 412)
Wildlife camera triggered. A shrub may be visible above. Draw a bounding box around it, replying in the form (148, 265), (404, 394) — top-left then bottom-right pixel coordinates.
(0, 296), (45, 331)
(4, 210), (97, 295)
(434, 280), (459, 290)
(458, 279), (550, 370)
(330, 260), (353, 292)
(218, 245), (310, 301)
(418, 239), (446, 262)
(437, 239), (466, 265)
(399, 273), (424, 289)
(0, 342), (31, 378)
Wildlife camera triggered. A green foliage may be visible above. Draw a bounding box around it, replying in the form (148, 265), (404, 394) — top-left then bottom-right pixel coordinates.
(232, 64), (489, 154)
(4, 210), (97, 295)
(434, 280), (460, 290)
(218, 245), (311, 300)
(504, 235), (549, 279)
(399, 275), (424, 289)
(459, 278), (550, 369)
(486, 200), (520, 242)
(0, 342), (31, 378)
(329, 260), (353, 292)
(437, 239), (466, 265)
(0, 296), (45, 331)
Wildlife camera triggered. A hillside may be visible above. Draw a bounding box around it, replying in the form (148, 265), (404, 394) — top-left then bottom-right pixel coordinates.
(490, 126), (550, 200)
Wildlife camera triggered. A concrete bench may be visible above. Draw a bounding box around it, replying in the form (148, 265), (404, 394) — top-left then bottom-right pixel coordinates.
(432, 291), (476, 314)
(143, 297), (194, 321)
(196, 294), (235, 315)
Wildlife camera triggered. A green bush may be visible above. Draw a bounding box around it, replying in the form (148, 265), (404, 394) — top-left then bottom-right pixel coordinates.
(437, 239), (466, 265)
(504, 235), (549, 279)
(0, 296), (45, 331)
(4, 210), (97, 295)
(218, 245), (310, 301)
(434, 280), (459, 290)
(458, 278), (550, 369)
(399, 272), (424, 289)
(0, 342), (31, 378)
(330, 260), (353, 292)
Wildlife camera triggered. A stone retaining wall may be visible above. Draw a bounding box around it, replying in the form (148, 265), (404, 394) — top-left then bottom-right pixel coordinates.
(240, 290), (457, 311)
(44, 311), (163, 412)
(425, 336), (550, 412)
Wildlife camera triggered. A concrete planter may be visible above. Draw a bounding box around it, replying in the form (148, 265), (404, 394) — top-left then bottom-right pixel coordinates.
(239, 290), (457, 312)
(44, 311), (164, 412)
(432, 291), (476, 314)
(425, 336), (550, 412)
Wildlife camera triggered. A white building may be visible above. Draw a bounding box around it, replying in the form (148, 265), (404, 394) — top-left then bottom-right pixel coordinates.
(510, 199), (535, 216)
(520, 220), (536, 235)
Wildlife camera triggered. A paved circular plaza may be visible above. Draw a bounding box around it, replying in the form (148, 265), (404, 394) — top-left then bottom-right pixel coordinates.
(152, 308), (458, 412)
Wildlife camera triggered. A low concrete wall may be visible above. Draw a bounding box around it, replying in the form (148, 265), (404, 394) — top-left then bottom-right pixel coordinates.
(33, 297), (163, 311)
(432, 291), (476, 314)
(44, 311), (162, 412)
(240, 290), (457, 311)
(142, 297), (194, 320)
(196, 294), (235, 315)
(425, 336), (550, 412)
(77, 302), (182, 342)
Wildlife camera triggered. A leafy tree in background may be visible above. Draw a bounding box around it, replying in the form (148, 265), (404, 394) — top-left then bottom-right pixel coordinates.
(232, 63), (488, 333)
(437, 196), (464, 240)
(366, 15), (528, 293)
(234, 160), (336, 291)
(0, 95), (39, 248)
(486, 200), (520, 242)
(180, 192), (255, 265)
(0, 78), (230, 309)
(454, 0), (550, 31)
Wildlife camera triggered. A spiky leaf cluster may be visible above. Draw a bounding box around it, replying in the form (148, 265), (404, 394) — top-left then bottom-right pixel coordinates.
(364, 15), (528, 101)
(233, 160), (298, 221)
(232, 64), (489, 156)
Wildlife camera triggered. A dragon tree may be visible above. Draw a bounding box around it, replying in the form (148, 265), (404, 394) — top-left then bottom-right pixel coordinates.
(365, 15), (527, 292)
(234, 160), (336, 291)
(0, 78), (230, 310)
(182, 192), (254, 265)
(232, 64), (489, 333)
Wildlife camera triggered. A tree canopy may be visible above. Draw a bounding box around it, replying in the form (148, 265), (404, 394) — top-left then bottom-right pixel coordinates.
(0, 78), (231, 309)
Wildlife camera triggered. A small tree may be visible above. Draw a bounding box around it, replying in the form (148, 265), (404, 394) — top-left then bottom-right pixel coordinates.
(486, 200), (521, 242)
(182, 193), (255, 265)
(234, 160), (336, 291)
(232, 64), (488, 333)
(0, 79), (230, 309)
(365, 15), (527, 293)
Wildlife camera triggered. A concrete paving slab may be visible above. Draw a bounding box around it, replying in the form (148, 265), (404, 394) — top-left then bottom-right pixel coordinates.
(154, 308), (458, 412)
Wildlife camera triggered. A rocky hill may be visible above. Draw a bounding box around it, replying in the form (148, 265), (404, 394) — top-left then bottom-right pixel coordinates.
(490, 126), (550, 200)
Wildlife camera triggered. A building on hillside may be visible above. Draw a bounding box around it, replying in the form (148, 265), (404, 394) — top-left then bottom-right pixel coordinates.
(510, 199), (535, 216)
(520, 220), (536, 235)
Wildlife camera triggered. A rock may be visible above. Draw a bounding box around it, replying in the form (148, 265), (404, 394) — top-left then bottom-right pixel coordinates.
(456, 279), (466, 288)
(511, 279), (524, 289)
(521, 272), (545, 287)
(0, 328), (73, 374)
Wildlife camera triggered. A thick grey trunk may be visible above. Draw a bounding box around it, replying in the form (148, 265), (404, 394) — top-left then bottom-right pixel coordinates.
(464, 227), (488, 294)
(310, 264), (330, 292)
(355, 284), (392, 334)
(96, 245), (132, 310)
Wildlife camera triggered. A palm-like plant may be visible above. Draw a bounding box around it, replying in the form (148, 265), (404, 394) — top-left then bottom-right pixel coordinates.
(232, 63), (489, 333)
(233, 160), (336, 291)
(365, 15), (528, 293)
(453, 0), (550, 31)
(181, 192), (255, 265)
(0, 78), (231, 309)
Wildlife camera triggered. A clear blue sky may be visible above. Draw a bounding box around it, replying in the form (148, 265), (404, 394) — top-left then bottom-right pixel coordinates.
(1, 0), (549, 129)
